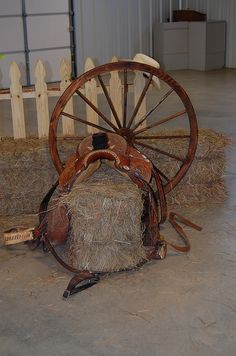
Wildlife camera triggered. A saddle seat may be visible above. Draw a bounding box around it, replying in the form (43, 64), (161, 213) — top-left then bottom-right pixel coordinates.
(59, 133), (153, 189)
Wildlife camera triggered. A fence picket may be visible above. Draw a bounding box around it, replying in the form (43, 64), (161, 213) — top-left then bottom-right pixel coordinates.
(1, 55), (151, 139)
(9, 62), (26, 138)
(109, 56), (122, 127)
(133, 71), (147, 129)
(84, 57), (98, 134)
(60, 58), (75, 136)
(35, 60), (50, 138)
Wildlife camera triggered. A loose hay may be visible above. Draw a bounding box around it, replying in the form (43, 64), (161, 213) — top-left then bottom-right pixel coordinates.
(57, 168), (146, 272)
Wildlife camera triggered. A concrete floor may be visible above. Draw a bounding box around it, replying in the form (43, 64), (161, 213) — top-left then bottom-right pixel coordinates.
(1, 69), (236, 356)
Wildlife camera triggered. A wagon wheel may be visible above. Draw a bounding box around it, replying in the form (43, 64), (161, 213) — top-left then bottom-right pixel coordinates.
(49, 61), (198, 193)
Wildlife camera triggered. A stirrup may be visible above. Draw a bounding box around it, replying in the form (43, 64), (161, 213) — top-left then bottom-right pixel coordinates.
(63, 274), (100, 299)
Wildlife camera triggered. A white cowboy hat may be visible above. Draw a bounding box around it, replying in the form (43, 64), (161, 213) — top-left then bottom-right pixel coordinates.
(133, 53), (161, 89)
(133, 53), (160, 69)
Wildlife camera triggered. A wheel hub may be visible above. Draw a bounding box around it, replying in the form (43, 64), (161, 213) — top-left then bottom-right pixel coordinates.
(116, 128), (135, 144)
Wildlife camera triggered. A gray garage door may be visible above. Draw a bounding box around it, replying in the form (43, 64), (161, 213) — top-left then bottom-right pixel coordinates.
(0, 0), (75, 88)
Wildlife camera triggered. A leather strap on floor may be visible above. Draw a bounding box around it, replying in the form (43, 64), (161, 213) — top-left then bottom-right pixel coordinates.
(151, 167), (202, 254)
(164, 211), (202, 253)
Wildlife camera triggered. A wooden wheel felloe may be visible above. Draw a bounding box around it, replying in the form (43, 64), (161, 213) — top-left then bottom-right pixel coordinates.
(49, 61), (198, 193)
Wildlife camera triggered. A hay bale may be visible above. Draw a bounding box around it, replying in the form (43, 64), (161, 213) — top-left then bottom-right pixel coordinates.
(140, 128), (230, 205)
(56, 167), (146, 272)
(0, 129), (230, 216)
(0, 138), (76, 215)
(167, 179), (226, 207)
(179, 157), (225, 185)
(141, 128), (230, 160)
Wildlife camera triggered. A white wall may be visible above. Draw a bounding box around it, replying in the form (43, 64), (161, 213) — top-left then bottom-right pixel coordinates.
(74, 0), (160, 73)
(172, 0), (236, 68)
(73, 0), (179, 73)
(73, 0), (236, 70)
(1, 0), (235, 88)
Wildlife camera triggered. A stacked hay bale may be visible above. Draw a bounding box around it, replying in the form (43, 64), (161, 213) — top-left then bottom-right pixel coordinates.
(0, 138), (75, 215)
(0, 129), (230, 271)
(140, 128), (230, 207)
(0, 128), (230, 216)
(168, 129), (230, 206)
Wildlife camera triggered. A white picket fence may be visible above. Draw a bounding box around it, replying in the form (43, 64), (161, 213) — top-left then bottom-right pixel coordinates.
(0, 56), (148, 139)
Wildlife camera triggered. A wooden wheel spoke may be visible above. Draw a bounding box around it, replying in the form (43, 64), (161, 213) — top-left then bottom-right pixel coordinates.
(132, 89), (174, 131)
(123, 69), (128, 127)
(50, 61), (198, 191)
(136, 134), (190, 140)
(134, 110), (187, 135)
(57, 135), (86, 141)
(61, 112), (114, 133)
(127, 74), (153, 129)
(152, 165), (170, 182)
(134, 140), (185, 162)
(76, 90), (117, 131)
(97, 74), (122, 129)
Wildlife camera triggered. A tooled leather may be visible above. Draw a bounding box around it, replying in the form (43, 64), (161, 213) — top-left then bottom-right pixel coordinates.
(46, 132), (200, 257)
(49, 134), (156, 247)
(59, 133), (152, 189)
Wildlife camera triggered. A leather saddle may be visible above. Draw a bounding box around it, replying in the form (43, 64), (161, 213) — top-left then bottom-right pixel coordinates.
(46, 132), (163, 251)
(60, 132), (152, 188)
(33, 132), (201, 298)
